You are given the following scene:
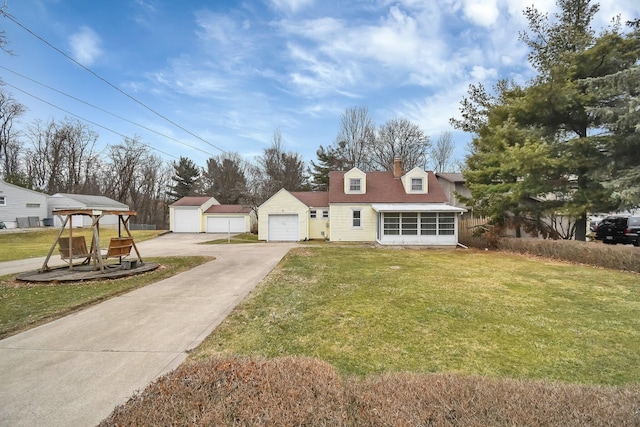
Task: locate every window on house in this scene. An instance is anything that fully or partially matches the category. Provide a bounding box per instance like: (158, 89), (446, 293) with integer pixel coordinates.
(383, 213), (400, 235)
(310, 209), (317, 219)
(0, 196), (5, 206)
(420, 213), (437, 235)
(26, 203), (41, 208)
(401, 213), (418, 235)
(438, 213), (455, 235)
(322, 210), (329, 219)
(349, 178), (361, 192)
(411, 178), (423, 191)
(352, 209), (362, 228)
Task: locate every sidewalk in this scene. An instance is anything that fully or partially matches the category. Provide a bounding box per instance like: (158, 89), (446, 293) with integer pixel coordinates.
(0, 235), (295, 426)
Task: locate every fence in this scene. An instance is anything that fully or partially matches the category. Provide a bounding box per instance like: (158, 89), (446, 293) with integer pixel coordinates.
(16, 216), (41, 228)
(129, 223), (157, 231)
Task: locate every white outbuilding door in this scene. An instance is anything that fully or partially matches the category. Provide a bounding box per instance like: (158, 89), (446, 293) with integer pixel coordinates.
(173, 209), (200, 233)
(206, 216), (246, 233)
(267, 214), (299, 241)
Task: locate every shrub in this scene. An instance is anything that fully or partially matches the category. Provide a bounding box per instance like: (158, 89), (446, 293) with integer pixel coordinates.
(496, 238), (640, 273)
(100, 356), (640, 426)
(99, 356), (346, 426)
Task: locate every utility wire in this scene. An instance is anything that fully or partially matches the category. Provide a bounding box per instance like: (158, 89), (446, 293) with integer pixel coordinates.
(1, 9), (229, 155)
(3, 81), (182, 160)
(1, 65), (218, 158)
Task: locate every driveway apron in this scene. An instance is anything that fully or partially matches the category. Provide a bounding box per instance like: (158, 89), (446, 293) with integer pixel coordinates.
(0, 235), (295, 427)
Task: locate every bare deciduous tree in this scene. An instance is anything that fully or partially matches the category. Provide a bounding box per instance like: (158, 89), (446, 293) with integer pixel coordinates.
(371, 118), (430, 171)
(246, 129), (308, 214)
(0, 89), (26, 179)
(24, 118), (99, 194)
(429, 131), (456, 173)
(335, 106), (376, 171)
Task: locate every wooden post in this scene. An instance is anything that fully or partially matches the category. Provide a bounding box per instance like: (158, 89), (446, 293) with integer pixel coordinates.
(39, 215), (69, 273)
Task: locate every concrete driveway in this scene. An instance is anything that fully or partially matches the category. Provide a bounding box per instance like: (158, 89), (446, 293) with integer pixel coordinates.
(0, 234), (296, 427)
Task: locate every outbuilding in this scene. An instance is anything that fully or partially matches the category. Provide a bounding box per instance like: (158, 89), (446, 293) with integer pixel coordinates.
(49, 193), (129, 228)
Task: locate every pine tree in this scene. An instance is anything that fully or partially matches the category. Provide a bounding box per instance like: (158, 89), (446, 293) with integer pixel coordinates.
(167, 156), (201, 201)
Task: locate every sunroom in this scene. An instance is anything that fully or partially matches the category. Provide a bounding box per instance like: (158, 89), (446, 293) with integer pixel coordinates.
(372, 204), (467, 246)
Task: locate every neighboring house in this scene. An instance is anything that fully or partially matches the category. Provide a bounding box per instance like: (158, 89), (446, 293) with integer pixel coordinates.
(258, 160), (466, 246)
(435, 173), (471, 212)
(169, 196), (254, 233)
(0, 180), (49, 229)
(49, 193), (130, 228)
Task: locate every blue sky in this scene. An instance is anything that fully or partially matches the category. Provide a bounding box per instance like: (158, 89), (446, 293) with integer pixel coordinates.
(2, 0), (638, 168)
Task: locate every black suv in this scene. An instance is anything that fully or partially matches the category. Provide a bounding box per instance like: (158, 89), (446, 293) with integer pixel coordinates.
(595, 215), (640, 246)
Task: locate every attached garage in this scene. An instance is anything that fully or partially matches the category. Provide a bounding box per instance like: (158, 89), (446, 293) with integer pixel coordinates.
(207, 216), (246, 233)
(267, 214), (299, 241)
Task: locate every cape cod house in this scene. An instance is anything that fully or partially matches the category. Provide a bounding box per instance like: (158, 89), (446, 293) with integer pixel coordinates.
(258, 160), (466, 246)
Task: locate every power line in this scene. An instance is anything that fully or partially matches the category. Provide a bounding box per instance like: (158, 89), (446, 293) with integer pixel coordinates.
(0, 65), (218, 158)
(3, 81), (182, 160)
(1, 9), (229, 155)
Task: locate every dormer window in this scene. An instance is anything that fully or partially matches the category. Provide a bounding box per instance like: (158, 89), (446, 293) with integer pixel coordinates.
(349, 178), (361, 192)
(411, 178), (423, 192)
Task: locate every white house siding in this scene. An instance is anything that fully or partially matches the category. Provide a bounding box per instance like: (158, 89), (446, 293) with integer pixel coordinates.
(258, 189), (309, 241)
(309, 211), (330, 240)
(329, 204), (377, 242)
(0, 181), (49, 228)
(376, 212), (460, 246)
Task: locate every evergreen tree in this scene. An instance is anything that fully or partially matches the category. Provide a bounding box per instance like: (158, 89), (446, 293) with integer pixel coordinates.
(309, 143), (348, 191)
(202, 153), (247, 204)
(167, 156), (201, 201)
(453, 0), (640, 240)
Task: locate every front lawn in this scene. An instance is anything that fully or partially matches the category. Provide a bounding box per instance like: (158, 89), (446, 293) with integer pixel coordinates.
(0, 256), (212, 338)
(192, 247), (640, 385)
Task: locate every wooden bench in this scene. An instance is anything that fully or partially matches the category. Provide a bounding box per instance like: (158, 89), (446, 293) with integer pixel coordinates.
(58, 236), (90, 260)
(104, 237), (133, 259)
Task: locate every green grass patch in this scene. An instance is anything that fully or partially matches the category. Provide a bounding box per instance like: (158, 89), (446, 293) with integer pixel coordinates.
(202, 233), (260, 244)
(191, 247), (640, 385)
(0, 229), (164, 262)
(0, 256), (212, 339)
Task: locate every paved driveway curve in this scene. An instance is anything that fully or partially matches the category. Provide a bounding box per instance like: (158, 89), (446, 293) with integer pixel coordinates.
(0, 234), (295, 427)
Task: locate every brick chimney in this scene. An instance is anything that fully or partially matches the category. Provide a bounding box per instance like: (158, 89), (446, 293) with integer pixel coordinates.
(393, 157), (403, 178)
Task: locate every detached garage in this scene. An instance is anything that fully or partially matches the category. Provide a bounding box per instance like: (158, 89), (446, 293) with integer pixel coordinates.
(169, 197), (219, 233)
(204, 205), (253, 233)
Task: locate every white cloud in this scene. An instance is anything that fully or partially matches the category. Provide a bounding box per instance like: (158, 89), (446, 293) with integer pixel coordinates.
(68, 26), (102, 65)
(470, 65), (497, 81)
(461, 0), (500, 27)
(269, 0), (314, 14)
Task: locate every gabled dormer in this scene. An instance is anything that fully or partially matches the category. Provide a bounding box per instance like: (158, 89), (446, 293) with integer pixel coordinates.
(401, 167), (429, 194)
(344, 167), (366, 194)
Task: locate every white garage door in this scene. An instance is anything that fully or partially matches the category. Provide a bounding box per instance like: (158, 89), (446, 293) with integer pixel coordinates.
(173, 209), (200, 233)
(268, 214), (299, 241)
(207, 216), (246, 233)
